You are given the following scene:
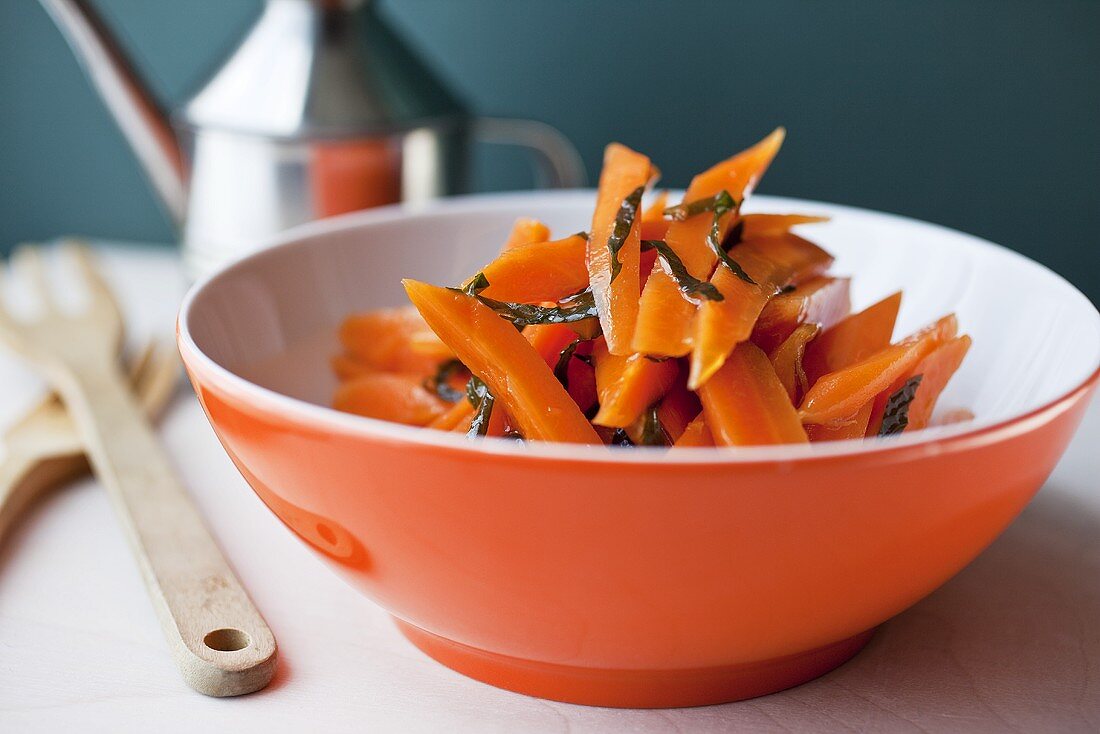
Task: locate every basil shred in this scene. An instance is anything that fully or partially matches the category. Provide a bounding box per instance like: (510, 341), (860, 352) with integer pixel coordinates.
(465, 376), (495, 438)
(609, 428), (635, 447)
(641, 239), (723, 302)
(452, 273), (599, 327)
(637, 405), (671, 446)
(553, 337), (582, 389)
(461, 271), (490, 296)
(423, 359), (466, 403)
(665, 190), (757, 286)
(878, 375), (923, 437)
(476, 289), (599, 326)
(607, 186), (646, 284)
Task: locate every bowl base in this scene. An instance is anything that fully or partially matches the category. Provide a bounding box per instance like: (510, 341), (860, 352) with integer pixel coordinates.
(395, 619), (874, 708)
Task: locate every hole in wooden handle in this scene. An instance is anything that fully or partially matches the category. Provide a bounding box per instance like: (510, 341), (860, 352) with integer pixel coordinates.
(203, 628), (251, 652)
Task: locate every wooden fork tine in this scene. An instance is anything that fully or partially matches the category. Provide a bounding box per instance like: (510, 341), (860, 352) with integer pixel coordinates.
(59, 240), (122, 319)
(128, 341), (156, 383)
(11, 246), (57, 313)
(132, 341), (180, 418)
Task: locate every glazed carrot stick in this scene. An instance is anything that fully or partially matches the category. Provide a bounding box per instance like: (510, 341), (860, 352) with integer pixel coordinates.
(591, 339), (679, 428)
(624, 371), (699, 445)
(525, 323), (581, 363)
(806, 401), (873, 442)
(471, 233), (589, 303)
(331, 353), (372, 381)
(698, 341), (809, 446)
(802, 292), (902, 388)
(906, 335), (972, 431)
(752, 276), (851, 354)
(740, 213), (829, 240)
(427, 323), (584, 434)
(333, 373), (446, 426)
(799, 314), (958, 426)
(404, 280), (601, 443)
(690, 233), (833, 388)
(866, 334), (972, 435)
(408, 330), (454, 360)
(449, 400), (510, 436)
(501, 218), (551, 251)
(769, 323), (820, 405)
(673, 414), (714, 447)
(633, 128), (786, 357)
(639, 191), (670, 241)
(429, 399), (474, 430)
(936, 408), (976, 426)
(339, 306), (447, 376)
(587, 143), (654, 354)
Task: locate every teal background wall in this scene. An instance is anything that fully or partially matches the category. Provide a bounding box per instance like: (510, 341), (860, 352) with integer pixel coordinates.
(1, 0), (1097, 300)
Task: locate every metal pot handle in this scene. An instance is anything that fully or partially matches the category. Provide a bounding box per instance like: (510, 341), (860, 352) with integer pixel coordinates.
(471, 118), (587, 189)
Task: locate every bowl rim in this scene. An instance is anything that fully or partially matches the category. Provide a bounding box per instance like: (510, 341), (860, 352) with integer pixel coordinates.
(177, 190), (1100, 466)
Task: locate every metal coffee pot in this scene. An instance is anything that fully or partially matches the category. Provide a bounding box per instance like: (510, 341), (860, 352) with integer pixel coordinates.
(43, 0), (586, 277)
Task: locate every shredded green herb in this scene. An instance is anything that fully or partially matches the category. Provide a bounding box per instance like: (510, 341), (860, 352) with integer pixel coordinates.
(423, 359), (466, 403)
(878, 375), (923, 437)
(664, 192), (730, 221)
(553, 337), (582, 389)
(723, 219), (745, 249)
(637, 405), (671, 446)
(610, 428), (635, 447)
(642, 239), (723, 302)
(607, 186), (646, 284)
(664, 190), (756, 286)
(706, 191), (757, 286)
(462, 272), (490, 296)
(465, 376), (495, 438)
(473, 289), (599, 326)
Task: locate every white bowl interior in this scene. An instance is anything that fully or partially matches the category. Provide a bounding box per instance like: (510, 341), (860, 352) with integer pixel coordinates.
(183, 191), (1100, 450)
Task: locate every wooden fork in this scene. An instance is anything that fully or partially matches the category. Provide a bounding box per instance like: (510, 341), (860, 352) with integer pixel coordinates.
(0, 341), (179, 549)
(0, 243), (276, 697)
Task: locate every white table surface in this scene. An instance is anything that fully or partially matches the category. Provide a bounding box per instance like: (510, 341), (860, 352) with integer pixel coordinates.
(0, 243), (1097, 733)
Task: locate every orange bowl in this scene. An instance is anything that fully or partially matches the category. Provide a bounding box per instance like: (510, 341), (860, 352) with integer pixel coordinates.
(178, 192), (1099, 707)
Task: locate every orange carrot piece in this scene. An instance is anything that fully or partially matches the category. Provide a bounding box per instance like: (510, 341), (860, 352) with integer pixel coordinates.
(333, 373), (445, 426)
(588, 143), (654, 354)
(800, 314), (958, 426)
(769, 323), (820, 405)
(591, 339), (679, 428)
(806, 401), (873, 442)
(906, 335), (972, 431)
(624, 372), (699, 444)
(740, 213), (829, 240)
(690, 233), (833, 388)
(404, 280), (600, 443)
(450, 401), (510, 437)
(502, 218), (551, 251)
(430, 400), (474, 431)
(339, 306), (446, 376)
(802, 292), (902, 388)
(331, 353), (372, 381)
(472, 233), (589, 303)
(639, 191), (670, 241)
(633, 128), (786, 357)
(752, 276), (851, 354)
(524, 323), (580, 364)
(698, 341), (809, 446)
(936, 408), (975, 426)
(674, 414), (714, 447)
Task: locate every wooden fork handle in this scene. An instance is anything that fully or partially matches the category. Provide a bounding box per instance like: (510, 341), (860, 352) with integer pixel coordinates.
(55, 361), (277, 697)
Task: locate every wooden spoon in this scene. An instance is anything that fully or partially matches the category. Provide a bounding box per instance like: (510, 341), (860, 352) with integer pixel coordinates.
(0, 341), (179, 548)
